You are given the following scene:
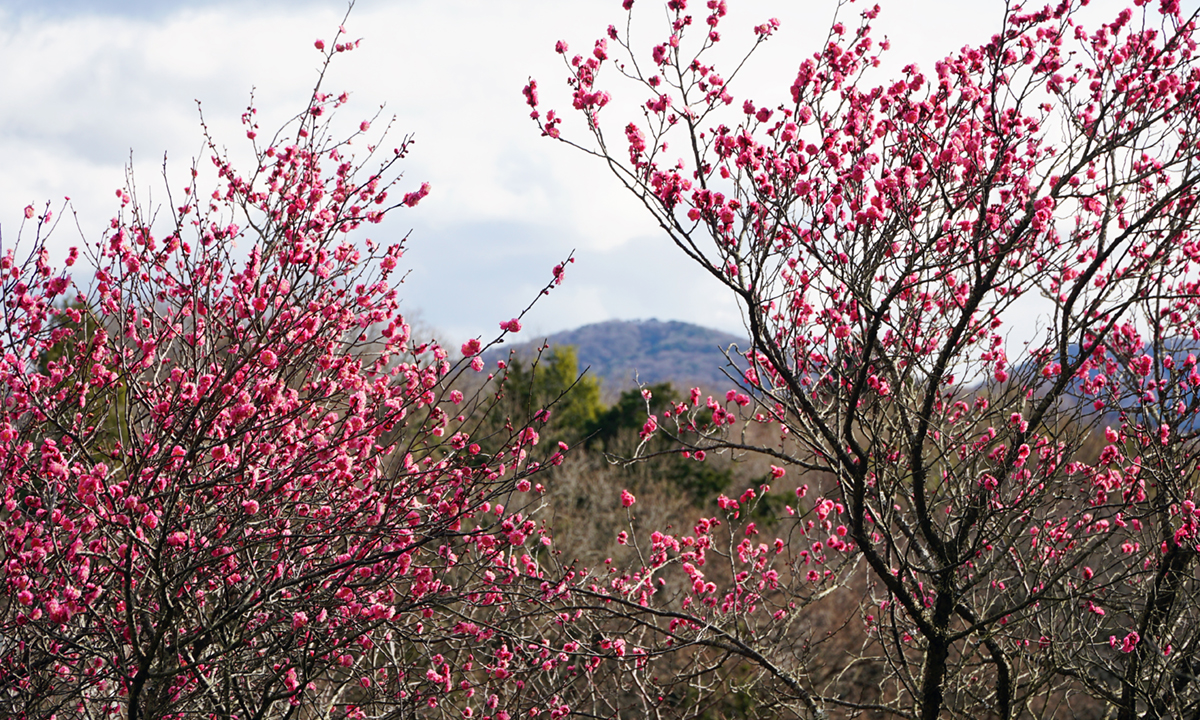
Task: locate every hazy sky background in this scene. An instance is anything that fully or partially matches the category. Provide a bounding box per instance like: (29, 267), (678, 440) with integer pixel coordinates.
(0, 0), (1182, 345)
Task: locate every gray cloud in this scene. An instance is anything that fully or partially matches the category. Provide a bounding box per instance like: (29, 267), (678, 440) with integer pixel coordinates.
(396, 218), (744, 344)
(0, 0), (338, 20)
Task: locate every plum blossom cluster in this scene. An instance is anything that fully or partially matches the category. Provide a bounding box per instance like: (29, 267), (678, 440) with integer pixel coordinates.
(531, 0), (1200, 717)
(0, 26), (582, 720)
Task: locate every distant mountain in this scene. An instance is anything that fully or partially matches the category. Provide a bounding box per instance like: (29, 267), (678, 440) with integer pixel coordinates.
(485, 319), (748, 398)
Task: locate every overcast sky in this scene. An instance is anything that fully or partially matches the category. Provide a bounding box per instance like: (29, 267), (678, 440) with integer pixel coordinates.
(0, 0), (1176, 345)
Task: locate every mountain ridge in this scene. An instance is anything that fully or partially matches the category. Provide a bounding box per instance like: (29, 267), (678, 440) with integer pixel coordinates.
(484, 319), (748, 399)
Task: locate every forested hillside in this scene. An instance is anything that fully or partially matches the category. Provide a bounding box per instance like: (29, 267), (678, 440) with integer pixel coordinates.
(484, 318), (747, 399)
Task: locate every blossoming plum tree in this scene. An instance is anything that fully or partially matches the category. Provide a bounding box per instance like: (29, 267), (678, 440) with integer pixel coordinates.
(0, 23), (577, 720)
(530, 0), (1200, 717)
